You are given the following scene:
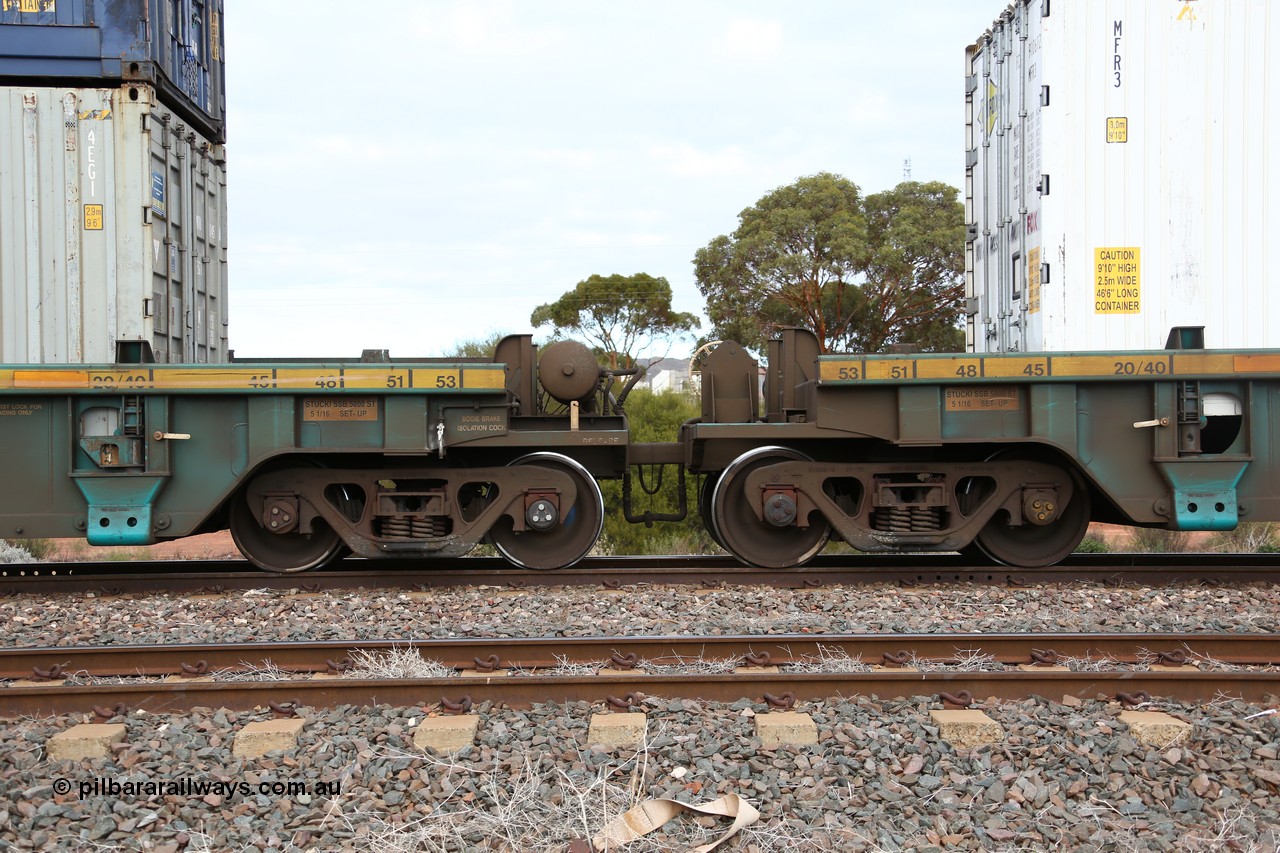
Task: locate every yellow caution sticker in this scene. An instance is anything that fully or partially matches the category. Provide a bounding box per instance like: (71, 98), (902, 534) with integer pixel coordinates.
(1027, 247), (1041, 314)
(2, 0), (55, 12)
(1094, 247), (1141, 313)
(1106, 117), (1128, 143)
(83, 205), (104, 230)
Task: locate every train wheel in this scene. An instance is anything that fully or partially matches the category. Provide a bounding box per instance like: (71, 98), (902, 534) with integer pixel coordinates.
(711, 447), (829, 569)
(972, 467), (1091, 568)
(489, 453), (604, 570)
(229, 485), (345, 573)
(699, 472), (726, 550)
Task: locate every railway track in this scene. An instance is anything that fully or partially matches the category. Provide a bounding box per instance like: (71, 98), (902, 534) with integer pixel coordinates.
(5, 632), (1278, 716)
(4, 552), (1280, 595)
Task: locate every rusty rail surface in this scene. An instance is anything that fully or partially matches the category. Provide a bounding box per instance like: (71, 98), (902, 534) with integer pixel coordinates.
(5, 633), (1280, 677)
(4, 633), (1278, 716)
(4, 553), (1280, 596)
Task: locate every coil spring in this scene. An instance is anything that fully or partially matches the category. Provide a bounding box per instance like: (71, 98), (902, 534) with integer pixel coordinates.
(875, 506), (912, 532)
(874, 506), (943, 533)
(381, 517), (448, 539)
(911, 507), (942, 530)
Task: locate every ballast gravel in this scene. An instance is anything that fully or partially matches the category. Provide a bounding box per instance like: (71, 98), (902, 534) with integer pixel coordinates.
(1, 695), (1278, 851)
(1, 581), (1277, 647)
(2, 580), (1279, 850)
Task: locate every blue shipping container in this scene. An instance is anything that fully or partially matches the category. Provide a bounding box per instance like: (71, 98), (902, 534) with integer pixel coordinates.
(0, 0), (224, 142)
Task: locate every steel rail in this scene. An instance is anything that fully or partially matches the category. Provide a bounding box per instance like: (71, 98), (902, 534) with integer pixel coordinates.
(4, 670), (1279, 718)
(4, 553), (1280, 595)
(4, 633), (1278, 680)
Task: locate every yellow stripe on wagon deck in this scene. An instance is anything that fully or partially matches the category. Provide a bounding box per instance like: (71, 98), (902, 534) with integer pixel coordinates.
(11, 369), (93, 388)
(818, 360), (865, 381)
(819, 351), (1280, 383)
(463, 368), (507, 389)
(0, 365), (507, 392)
(1234, 354), (1280, 373)
(1170, 354), (1236, 374)
(913, 357), (984, 379)
(982, 357), (1049, 378)
(1049, 355), (1172, 377)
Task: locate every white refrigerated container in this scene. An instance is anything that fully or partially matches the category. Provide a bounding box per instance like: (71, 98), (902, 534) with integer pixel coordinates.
(964, 0), (1278, 352)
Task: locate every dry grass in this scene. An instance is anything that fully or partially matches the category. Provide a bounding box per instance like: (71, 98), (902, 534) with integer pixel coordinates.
(542, 653), (607, 677)
(1056, 652), (1123, 673)
(909, 648), (1003, 672)
(343, 645), (455, 680)
(1207, 521), (1280, 553)
(787, 643), (873, 674)
(210, 660), (299, 682)
(638, 652), (738, 676)
(1081, 801), (1277, 853)
(326, 740), (838, 853)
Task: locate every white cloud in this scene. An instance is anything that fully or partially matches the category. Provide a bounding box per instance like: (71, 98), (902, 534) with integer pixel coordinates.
(713, 17), (785, 60)
(409, 1), (567, 57)
(844, 90), (891, 125)
(649, 143), (752, 178)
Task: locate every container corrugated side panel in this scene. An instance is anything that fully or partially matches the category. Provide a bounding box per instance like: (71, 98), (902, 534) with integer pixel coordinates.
(0, 0), (225, 144)
(0, 84), (228, 364)
(967, 0), (1278, 352)
(966, 3), (1036, 353)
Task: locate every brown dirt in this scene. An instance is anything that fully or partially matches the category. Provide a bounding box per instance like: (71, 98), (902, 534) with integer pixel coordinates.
(41, 531), (241, 562)
(1086, 522), (1215, 549)
(29, 523), (1215, 563)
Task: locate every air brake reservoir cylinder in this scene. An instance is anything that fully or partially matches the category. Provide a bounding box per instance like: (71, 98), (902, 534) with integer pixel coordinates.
(538, 341), (602, 410)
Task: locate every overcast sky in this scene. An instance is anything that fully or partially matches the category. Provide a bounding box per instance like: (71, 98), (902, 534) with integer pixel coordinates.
(224, 1), (1003, 358)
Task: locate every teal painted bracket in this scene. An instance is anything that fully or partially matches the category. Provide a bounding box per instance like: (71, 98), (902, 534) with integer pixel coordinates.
(72, 477), (165, 546)
(1171, 487), (1239, 531)
(1158, 460), (1248, 531)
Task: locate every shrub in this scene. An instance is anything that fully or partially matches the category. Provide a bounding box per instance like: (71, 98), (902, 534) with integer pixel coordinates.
(1073, 535), (1110, 553)
(1126, 527), (1195, 553)
(1206, 522), (1279, 554)
(0, 538), (56, 562)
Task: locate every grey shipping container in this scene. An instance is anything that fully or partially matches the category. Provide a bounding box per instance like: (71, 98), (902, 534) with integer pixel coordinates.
(0, 0), (224, 143)
(0, 84), (229, 363)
